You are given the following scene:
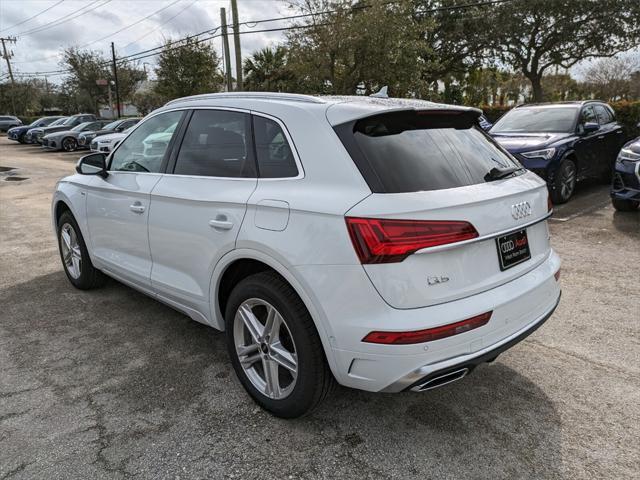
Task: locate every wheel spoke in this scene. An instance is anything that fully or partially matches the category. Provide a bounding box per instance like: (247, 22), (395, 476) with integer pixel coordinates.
(269, 342), (297, 374)
(61, 229), (71, 249)
(71, 255), (81, 276)
(238, 305), (264, 343)
(262, 357), (281, 398)
(238, 344), (261, 369)
(263, 307), (282, 342)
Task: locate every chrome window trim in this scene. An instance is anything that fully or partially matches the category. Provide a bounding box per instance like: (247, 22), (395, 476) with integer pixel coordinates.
(414, 211), (553, 255)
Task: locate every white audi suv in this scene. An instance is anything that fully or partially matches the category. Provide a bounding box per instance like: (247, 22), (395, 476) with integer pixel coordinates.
(52, 93), (561, 418)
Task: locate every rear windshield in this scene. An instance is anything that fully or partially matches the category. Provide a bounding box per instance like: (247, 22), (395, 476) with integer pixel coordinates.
(334, 110), (521, 193)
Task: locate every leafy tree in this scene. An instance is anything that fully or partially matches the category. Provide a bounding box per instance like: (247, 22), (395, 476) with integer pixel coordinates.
(285, 0), (424, 96)
(132, 88), (164, 115)
(488, 0), (640, 102)
(61, 48), (145, 113)
(154, 38), (222, 100)
(243, 46), (293, 91)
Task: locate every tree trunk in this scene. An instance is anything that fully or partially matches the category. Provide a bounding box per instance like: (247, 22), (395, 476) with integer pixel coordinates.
(528, 73), (544, 102)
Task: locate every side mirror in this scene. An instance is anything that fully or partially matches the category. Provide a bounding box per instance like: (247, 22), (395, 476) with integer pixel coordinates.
(76, 153), (108, 178)
(582, 122), (600, 134)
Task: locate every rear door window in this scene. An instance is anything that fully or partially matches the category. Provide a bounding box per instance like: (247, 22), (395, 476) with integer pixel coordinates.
(173, 109), (255, 178)
(593, 104), (613, 125)
(335, 111), (521, 193)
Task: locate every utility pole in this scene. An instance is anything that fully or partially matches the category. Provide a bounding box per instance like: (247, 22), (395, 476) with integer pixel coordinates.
(230, 0), (242, 91)
(110, 42), (121, 119)
(220, 8), (233, 92)
(0, 36), (17, 116)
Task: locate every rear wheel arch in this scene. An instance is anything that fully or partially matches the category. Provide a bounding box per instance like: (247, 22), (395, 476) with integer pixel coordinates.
(212, 250), (339, 376)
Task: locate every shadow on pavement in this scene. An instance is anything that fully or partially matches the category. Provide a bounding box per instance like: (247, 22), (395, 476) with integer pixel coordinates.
(1, 271), (562, 478)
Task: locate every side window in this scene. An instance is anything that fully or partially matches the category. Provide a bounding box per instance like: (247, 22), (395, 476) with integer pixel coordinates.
(594, 105), (612, 125)
(110, 110), (183, 173)
(253, 115), (298, 178)
(581, 106), (597, 124)
(173, 109), (255, 178)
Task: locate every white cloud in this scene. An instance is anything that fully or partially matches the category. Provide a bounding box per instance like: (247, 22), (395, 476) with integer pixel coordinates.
(0, 0), (291, 82)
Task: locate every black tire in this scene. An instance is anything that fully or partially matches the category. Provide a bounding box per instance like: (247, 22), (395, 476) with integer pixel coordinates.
(611, 197), (639, 212)
(62, 137), (78, 152)
(225, 271), (334, 418)
(549, 158), (577, 204)
(57, 210), (106, 289)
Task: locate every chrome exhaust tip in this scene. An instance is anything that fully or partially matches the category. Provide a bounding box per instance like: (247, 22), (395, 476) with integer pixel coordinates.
(410, 367), (469, 392)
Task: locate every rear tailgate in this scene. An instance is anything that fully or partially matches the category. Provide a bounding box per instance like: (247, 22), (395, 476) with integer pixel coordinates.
(347, 173), (551, 308)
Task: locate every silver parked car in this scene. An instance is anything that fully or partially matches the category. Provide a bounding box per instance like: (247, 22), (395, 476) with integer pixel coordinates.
(0, 115), (22, 132)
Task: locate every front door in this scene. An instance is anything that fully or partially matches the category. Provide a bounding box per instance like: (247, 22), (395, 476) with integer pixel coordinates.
(148, 109), (257, 319)
(573, 105), (602, 180)
(86, 110), (185, 289)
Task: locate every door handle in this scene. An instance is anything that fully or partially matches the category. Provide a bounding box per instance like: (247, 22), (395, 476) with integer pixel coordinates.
(597, 135), (605, 139)
(209, 218), (234, 230)
(129, 203), (146, 214)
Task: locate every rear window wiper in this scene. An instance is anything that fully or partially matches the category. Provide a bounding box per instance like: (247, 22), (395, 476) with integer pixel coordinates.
(484, 166), (521, 181)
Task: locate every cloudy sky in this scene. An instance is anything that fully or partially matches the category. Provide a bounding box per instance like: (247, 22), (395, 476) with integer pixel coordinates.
(0, 0), (292, 82)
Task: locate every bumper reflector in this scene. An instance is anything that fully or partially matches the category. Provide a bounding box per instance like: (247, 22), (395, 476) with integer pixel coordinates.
(362, 312), (492, 345)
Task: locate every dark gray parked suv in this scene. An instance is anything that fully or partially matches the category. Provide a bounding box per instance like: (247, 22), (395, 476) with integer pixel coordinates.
(0, 115), (22, 132)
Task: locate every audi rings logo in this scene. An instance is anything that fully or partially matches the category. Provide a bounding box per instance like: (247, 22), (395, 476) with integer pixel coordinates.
(511, 201), (532, 220)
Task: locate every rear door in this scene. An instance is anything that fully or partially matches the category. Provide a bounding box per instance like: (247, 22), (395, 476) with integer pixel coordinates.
(148, 108), (257, 315)
(573, 105), (602, 179)
(593, 104), (625, 175)
(336, 110), (552, 309)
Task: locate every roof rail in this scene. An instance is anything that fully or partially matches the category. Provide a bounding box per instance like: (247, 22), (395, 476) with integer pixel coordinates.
(165, 92), (326, 106)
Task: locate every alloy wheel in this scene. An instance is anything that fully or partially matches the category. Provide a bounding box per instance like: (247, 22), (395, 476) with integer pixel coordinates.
(60, 223), (82, 279)
(233, 298), (298, 400)
(63, 138), (77, 152)
(560, 161), (576, 200)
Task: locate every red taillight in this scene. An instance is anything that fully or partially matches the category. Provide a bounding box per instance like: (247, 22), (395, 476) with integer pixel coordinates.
(345, 217), (478, 264)
(362, 312), (492, 345)
(554, 269), (561, 281)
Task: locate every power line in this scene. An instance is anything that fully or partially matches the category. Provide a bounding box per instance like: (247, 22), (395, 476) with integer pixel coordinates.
(122, 0), (198, 50)
(78, 0), (183, 49)
(12, 0), (515, 77)
(0, 0), (65, 34)
(15, 0), (112, 37)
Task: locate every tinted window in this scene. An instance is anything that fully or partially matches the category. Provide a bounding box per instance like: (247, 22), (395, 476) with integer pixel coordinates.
(492, 107), (578, 133)
(253, 115), (298, 178)
(110, 111), (183, 173)
(580, 105), (597, 124)
(336, 111), (521, 193)
(0, 116), (11, 121)
(174, 109), (255, 178)
(593, 105), (613, 124)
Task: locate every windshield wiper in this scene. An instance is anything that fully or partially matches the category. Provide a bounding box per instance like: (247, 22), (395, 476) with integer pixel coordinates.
(484, 166), (521, 181)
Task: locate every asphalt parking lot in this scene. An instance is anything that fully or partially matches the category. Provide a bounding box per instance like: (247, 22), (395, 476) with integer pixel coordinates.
(0, 136), (638, 479)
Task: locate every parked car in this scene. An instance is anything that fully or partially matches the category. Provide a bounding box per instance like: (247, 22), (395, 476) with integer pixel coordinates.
(53, 93), (561, 418)
(25, 117), (69, 144)
(89, 127), (133, 153)
(611, 135), (640, 211)
(42, 120), (111, 152)
(0, 115), (22, 131)
(7, 116), (64, 143)
(78, 117), (141, 148)
(30, 114), (97, 145)
(490, 101), (626, 203)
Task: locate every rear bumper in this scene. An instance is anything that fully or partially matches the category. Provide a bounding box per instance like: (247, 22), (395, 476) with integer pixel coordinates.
(385, 292), (560, 392)
(295, 249), (561, 392)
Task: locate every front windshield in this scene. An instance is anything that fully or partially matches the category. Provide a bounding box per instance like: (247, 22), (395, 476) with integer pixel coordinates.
(491, 107), (578, 133)
(61, 117), (77, 126)
(49, 118), (68, 126)
(103, 120), (120, 130)
(71, 122), (92, 132)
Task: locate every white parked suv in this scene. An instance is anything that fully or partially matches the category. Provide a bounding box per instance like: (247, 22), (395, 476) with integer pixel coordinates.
(52, 93), (561, 418)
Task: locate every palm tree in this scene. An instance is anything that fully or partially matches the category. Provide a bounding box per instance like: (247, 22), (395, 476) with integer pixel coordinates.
(243, 46), (293, 92)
